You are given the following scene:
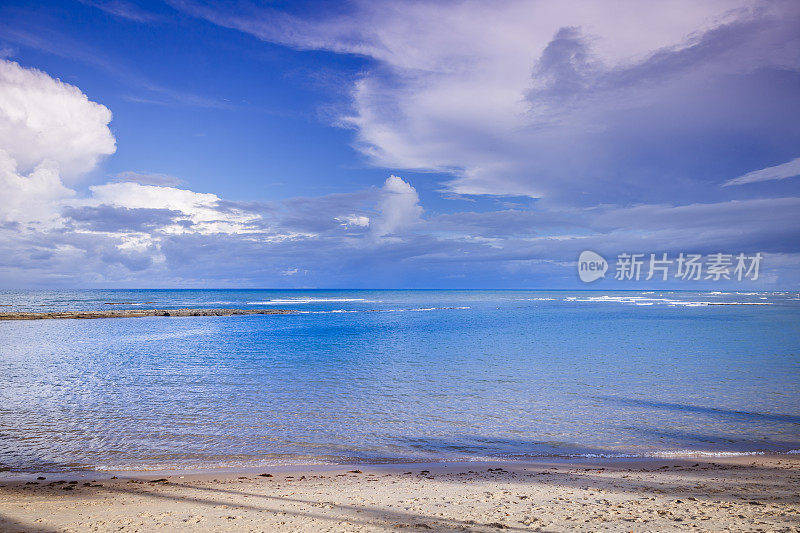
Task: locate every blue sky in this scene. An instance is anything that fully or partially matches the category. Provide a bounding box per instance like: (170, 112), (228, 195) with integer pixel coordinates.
(0, 0), (799, 288)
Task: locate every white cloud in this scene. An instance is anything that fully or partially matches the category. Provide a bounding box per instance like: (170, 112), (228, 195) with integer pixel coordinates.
(85, 182), (261, 234)
(336, 214), (370, 228)
(0, 59), (115, 179)
(183, 0), (800, 201)
(0, 59), (115, 230)
(0, 58), (268, 272)
(723, 157), (800, 187)
(191, 0), (745, 71)
(80, 0), (161, 23)
(111, 170), (183, 187)
(2, 52), (798, 287)
(89, 181), (220, 212)
(371, 175), (422, 237)
(0, 150), (74, 227)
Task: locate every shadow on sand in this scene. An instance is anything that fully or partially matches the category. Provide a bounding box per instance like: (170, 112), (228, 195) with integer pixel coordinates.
(1, 455), (797, 532)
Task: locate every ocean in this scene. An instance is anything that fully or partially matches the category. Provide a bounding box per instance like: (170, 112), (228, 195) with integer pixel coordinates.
(1, 289), (798, 473)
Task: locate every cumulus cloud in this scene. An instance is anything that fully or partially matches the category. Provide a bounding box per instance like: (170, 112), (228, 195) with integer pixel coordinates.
(0, 151), (74, 228)
(0, 59), (115, 179)
(0, 60), (430, 286)
(0, 60), (288, 284)
(371, 175), (423, 237)
(0, 59), (114, 233)
(723, 157), (800, 186)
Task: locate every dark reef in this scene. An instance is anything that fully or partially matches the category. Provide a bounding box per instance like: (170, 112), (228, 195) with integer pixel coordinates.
(0, 308), (296, 321)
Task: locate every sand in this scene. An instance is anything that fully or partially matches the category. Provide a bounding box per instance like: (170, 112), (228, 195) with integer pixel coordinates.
(0, 456), (798, 532)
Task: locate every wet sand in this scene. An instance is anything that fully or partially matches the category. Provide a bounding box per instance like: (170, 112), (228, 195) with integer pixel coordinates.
(1, 456), (798, 532)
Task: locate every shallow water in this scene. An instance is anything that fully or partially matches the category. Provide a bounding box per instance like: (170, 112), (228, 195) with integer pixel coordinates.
(1, 289), (799, 472)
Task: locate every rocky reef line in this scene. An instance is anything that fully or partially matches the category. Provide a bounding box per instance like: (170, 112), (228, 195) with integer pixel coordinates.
(0, 308), (296, 321)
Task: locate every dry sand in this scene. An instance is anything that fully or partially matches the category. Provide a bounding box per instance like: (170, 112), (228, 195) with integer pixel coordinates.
(0, 456), (798, 532)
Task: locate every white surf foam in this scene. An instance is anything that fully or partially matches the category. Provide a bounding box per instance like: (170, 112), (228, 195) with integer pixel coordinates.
(562, 295), (775, 307)
(248, 298), (370, 305)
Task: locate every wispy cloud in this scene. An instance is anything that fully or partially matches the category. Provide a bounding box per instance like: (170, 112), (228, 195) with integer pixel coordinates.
(723, 157), (800, 187)
(111, 171), (183, 187)
(175, 0), (800, 205)
(78, 0), (162, 23)
(0, 24), (234, 109)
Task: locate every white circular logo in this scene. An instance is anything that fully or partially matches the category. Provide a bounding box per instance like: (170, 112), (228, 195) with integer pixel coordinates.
(578, 250), (608, 282)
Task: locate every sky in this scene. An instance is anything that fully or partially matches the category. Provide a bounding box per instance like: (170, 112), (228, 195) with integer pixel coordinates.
(0, 0), (799, 289)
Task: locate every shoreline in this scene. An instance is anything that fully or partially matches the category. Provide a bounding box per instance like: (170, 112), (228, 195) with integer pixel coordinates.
(0, 308), (297, 321)
(2, 451), (799, 481)
(1, 456), (798, 531)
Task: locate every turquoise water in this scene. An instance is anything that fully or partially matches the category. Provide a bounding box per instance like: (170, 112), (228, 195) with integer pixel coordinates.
(1, 290), (799, 472)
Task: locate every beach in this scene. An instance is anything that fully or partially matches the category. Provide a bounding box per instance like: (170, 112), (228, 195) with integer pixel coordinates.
(2, 290), (799, 531)
(4, 1), (800, 529)
(1, 456), (798, 532)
